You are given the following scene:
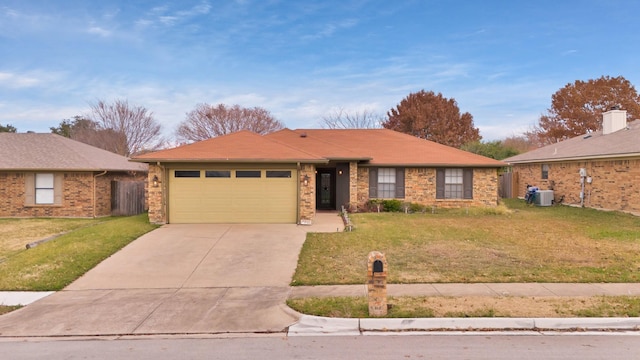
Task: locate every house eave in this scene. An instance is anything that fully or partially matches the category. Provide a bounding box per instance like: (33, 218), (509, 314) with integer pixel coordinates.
(0, 167), (146, 172)
(131, 158), (330, 165)
(506, 152), (640, 165)
(359, 163), (505, 168)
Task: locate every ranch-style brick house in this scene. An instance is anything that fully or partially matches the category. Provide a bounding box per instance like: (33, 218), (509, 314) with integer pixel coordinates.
(0, 133), (148, 218)
(504, 108), (640, 214)
(133, 128), (505, 224)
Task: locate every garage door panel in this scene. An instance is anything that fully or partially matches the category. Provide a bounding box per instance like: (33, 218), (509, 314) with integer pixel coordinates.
(169, 169), (297, 223)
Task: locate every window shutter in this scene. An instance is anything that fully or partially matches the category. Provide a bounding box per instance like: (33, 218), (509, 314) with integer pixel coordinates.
(24, 173), (35, 205)
(54, 173), (64, 205)
(436, 169), (445, 199)
(368, 168), (378, 198)
(395, 168), (405, 199)
(463, 168), (473, 199)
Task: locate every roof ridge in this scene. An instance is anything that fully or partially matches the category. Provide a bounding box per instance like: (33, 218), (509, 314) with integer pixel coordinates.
(271, 129), (367, 157)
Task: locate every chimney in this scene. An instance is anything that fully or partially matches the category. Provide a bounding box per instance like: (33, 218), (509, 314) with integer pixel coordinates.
(602, 107), (627, 135)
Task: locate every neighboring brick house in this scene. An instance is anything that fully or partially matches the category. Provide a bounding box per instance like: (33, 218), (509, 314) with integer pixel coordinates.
(0, 133), (148, 218)
(504, 108), (640, 214)
(133, 128), (504, 224)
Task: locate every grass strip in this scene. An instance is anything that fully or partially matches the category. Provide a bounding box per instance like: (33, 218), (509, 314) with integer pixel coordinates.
(287, 295), (640, 318)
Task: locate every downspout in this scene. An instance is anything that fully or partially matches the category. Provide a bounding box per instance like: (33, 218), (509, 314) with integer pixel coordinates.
(296, 162), (301, 225)
(93, 171), (108, 218)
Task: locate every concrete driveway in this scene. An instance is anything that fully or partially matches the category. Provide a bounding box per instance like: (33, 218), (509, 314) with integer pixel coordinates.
(0, 214), (343, 337)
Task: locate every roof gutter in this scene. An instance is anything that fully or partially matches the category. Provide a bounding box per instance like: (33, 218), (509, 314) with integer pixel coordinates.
(506, 152), (640, 165)
(358, 163), (505, 168)
(130, 158), (330, 164)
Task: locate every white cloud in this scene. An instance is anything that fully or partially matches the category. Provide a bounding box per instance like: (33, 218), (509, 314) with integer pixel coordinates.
(302, 18), (359, 40)
(0, 71), (41, 88)
(87, 26), (111, 37)
(137, 1), (211, 29)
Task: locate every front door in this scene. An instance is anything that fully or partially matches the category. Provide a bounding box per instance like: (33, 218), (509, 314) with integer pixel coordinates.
(316, 169), (336, 210)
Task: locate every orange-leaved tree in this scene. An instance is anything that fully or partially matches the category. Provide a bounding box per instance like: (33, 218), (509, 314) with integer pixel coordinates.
(529, 75), (640, 145)
(382, 90), (481, 148)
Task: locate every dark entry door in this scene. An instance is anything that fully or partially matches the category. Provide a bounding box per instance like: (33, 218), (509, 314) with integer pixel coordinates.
(316, 169), (336, 210)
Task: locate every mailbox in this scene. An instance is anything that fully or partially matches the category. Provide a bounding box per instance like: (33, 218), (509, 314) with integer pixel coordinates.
(367, 251), (388, 317)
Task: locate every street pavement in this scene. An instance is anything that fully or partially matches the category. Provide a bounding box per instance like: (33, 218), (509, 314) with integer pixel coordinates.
(1, 212), (639, 337)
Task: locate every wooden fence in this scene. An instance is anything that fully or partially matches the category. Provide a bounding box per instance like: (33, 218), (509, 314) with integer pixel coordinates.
(499, 172), (517, 199)
(111, 180), (146, 216)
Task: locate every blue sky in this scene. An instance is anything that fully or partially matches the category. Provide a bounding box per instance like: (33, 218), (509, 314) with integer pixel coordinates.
(1, 0), (639, 140)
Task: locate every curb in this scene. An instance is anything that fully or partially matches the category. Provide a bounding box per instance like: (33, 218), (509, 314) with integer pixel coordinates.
(287, 315), (640, 336)
(0, 292), (55, 306)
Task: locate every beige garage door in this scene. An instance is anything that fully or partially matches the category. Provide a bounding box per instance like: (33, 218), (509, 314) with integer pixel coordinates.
(168, 169), (297, 224)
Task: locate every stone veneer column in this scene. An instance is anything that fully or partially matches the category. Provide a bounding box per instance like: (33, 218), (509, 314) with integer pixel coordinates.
(298, 164), (316, 224)
(147, 164), (166, 224)
(349, 161), (358, 211)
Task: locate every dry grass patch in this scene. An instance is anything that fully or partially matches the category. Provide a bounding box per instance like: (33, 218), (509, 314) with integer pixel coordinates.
(292, 199), (640, 285)
(287, 295), (640, 318)
(0, 305), (21, 316)
(0, 218), (103, 261)
(0, 214), (158, 291)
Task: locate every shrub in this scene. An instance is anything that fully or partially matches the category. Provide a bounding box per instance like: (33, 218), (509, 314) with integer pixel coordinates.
(381, 199), (403, 212)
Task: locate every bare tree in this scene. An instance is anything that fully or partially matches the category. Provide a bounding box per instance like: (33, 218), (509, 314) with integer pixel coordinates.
(88, 99), (163, 156)
(51, 116), (125, 154)
(176, 103), (284, 142)
(320, 108), (383, 129)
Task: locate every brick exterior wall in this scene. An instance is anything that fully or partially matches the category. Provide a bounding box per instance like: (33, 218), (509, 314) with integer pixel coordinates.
(349, 161), (358, 210)
(0, 171), (145, 218)
(355, 166), (499, 210)
(146, 163), (500, 224)
(147, 164), (165, 224)
(298, 164), (316, 223)
(512, 158), (640, 214)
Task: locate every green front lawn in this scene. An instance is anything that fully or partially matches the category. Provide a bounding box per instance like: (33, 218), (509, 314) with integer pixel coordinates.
(292, 199), (640, 285)
(287, 295), (640, 318)
(0, 214), (158, 291)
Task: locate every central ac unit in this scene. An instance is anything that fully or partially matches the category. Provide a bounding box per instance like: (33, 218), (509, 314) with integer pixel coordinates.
(535, 190), (554, 206)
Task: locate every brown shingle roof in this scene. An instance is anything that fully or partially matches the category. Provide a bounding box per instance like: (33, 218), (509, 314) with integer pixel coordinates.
(505, 120), (640, 164)
(268, 129), (505, 167)
(133, 130), (327, 163)
(0, 133), (148, 172)
(135, 128), (504, 167)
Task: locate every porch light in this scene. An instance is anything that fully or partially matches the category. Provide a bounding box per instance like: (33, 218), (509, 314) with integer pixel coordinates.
(303, 174), (310, 186)
(152, 175), (159, 188)
(338, 169), (343, 175)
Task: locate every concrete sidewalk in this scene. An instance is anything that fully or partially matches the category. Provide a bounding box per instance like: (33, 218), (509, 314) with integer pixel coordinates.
(290, 283), (640, 299)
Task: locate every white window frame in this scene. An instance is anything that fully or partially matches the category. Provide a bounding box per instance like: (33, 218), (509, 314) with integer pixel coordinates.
(444, 168), (463, 199)
(377, 168), (396, 198)
(35, 173), (55, 204)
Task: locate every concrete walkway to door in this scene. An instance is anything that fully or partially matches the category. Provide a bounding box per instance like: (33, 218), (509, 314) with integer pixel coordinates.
(0, 213), (345, 337)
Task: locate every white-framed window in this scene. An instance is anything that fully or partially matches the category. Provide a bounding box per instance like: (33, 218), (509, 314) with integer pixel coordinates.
(35, 173), (55, 204)
(377, 168), (396, 198)
(436, 168), (473, 200)
(541, 164), (549, 179)
(444, 168), (464, 199)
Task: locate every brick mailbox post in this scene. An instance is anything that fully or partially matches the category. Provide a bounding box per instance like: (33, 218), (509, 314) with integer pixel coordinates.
(367, 251), (388, 317)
